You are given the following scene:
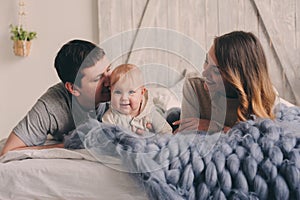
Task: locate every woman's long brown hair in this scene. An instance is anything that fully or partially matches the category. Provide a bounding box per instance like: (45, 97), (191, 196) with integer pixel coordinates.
(214, 31), (276, 121)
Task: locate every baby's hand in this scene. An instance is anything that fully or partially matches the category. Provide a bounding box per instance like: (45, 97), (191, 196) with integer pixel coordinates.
(135, 123), (153, 135)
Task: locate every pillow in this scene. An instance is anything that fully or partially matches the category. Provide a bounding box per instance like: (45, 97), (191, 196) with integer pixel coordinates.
(168, 77), (185, 104)
(273, 86), (295, 107)
(141, 66), (187, 113)
(147, 84), (181, 113)
(141, 66), (187, 88)
(146, 71), (188, 111)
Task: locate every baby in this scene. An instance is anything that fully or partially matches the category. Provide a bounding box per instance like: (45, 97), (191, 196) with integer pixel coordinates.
(102, 64), (172, 134)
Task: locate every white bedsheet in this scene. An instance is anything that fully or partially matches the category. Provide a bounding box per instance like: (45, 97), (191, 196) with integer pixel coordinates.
(0, 140), (148, 200)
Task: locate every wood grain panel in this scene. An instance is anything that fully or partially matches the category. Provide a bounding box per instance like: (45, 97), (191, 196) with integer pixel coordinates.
(98, 0), (300, 105)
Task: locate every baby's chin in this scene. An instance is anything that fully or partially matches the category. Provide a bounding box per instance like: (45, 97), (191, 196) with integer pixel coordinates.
(116, 109), (131, 115)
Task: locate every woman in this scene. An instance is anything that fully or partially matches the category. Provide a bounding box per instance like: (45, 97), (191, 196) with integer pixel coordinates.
(174, 31), (277, 133)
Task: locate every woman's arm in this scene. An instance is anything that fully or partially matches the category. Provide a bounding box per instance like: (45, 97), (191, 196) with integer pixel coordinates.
(173, 118), (210, 132)
(174, 77), (204, 132)
(173, 118), (231, 133)
(174, 77), (231, 133)
(180, 77), (200, 120)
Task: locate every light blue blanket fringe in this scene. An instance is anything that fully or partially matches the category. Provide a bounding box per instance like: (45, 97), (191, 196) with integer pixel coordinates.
(65, 103), (300, 200)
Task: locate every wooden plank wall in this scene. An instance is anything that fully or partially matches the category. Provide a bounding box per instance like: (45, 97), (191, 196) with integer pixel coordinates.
(98, 0), (300, 105)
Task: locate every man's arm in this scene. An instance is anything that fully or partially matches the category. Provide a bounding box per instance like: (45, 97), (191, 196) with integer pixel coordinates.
(1, 132), (26, 156)
(0, 132), (63, 156)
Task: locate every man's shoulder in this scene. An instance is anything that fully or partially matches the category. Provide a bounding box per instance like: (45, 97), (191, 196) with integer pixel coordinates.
(38, 82), (71, 110)
(39, 82), (69, 100)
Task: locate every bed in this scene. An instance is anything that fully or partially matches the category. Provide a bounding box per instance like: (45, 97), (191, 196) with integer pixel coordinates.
(0, 139), (150, 199)
(64, 103), (300, 200)
(0, 69), (187, 199)
(1, 68), (299, 199)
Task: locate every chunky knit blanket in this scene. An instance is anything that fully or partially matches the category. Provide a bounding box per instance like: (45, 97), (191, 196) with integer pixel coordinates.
(64, 104), (300, 200)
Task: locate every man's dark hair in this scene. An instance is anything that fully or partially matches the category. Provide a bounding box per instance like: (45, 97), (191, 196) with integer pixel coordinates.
(54, 39), (105, 87)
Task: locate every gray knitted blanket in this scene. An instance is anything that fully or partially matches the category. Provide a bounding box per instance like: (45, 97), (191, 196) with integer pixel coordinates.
(64, 104), (300, 200)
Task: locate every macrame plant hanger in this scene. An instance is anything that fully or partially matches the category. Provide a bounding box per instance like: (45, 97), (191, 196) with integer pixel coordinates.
(18, 0), (28, 56)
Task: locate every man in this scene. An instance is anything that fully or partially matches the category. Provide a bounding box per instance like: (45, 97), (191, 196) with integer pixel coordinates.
(1, 39), (111, 155)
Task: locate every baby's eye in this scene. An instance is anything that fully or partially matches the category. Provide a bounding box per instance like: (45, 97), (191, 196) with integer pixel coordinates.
(129, 90), (136, 95)
(113, 90), (121, 95)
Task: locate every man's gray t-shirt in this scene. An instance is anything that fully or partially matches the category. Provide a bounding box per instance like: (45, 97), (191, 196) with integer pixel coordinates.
(13, 83), (107, 146)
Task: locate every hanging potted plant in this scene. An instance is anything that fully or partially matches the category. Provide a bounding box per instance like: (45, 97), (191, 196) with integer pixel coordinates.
(10, 24), (37, 57)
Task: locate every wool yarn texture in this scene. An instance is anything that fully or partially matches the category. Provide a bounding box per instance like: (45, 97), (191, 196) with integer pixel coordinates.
(65, 103), (300, 200)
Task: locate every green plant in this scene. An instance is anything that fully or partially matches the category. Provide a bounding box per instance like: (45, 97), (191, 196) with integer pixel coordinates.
(10, 24), (37, 41)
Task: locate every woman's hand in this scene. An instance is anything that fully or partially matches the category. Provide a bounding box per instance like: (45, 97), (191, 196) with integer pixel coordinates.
(173, 118), (230, 134)
(173, 118), (210, 133)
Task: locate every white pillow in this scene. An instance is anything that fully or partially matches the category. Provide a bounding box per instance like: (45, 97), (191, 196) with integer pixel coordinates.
(142, 66), (187, 88)
(147, 83), (182, 113)
(168, 77), (185, 104)
(143, 67), (187, 112)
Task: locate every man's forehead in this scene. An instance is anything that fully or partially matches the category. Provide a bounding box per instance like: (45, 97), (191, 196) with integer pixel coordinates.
(81, 56), (110, 77)
(95, 56), (110, 72)
(99, 56), (110, 68)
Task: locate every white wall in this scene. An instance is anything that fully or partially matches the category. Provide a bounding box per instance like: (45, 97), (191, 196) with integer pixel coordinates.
(0, 0), (98, 139)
